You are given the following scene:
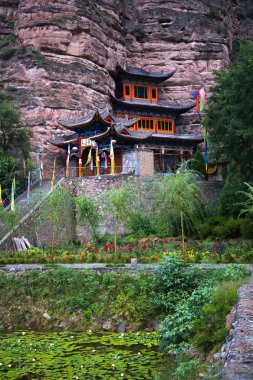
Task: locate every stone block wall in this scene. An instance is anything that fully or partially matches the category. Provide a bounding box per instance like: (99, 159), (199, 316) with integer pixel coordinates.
(64, 174), (137, 243)
(138, 150), (155, 176)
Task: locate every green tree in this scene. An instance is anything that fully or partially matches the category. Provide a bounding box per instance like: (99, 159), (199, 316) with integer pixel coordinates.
(103, 186), (132, 257)
(204, 41), (253, 180)
(190, 149), (206, 177)
(238, 182), (253, 217)
(37, 187), (75, 261)
(0, 96), (31, 199)
(75, 195), (100, 242)
(0, 99), (31, 158)
(155, 166), (205, 244)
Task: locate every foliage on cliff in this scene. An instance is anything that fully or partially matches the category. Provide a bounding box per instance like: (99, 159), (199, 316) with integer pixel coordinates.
(204, 41), (253, 215)
(0, 93), (31, 199)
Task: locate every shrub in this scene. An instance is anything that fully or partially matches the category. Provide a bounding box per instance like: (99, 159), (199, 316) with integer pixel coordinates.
(213, 218), (241, 238)
(151, 256), (200, 313)
(239, 217), (253, 238)
(192, 281), (242, 353)
(218, 173), (246, 216)
(0, 47), (17, 60)
(75, 195), (100, 242)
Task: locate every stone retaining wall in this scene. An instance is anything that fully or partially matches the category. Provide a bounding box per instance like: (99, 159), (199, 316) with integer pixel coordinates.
(221, 266), (253, 380)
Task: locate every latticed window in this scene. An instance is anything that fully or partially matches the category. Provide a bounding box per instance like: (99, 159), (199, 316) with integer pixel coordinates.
(157, 118), (173, 133)
(138, 117), (154, 131)
(134, 86), (148, 99)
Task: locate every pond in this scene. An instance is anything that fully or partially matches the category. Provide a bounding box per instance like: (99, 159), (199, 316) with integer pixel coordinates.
(0, 331), (171, 379)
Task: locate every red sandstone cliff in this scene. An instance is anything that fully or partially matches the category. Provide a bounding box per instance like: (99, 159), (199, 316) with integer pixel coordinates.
(0, 0), (252, 170)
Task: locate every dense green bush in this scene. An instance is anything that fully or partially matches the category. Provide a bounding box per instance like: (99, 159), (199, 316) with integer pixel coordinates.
(151, 257), (200, 313)
(218, 173), (246, 216)
(158, 264), (247, 355)
(197, 216), (253, 239)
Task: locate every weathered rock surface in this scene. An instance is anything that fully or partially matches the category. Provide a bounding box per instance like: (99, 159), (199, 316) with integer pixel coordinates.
(0, 0), (253, 171)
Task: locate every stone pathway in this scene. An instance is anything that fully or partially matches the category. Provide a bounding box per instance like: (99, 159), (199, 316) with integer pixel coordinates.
(0, 263), (244, 272)
(222, 265), (253, 380)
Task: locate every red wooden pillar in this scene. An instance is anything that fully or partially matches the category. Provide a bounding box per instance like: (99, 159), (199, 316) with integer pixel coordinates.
(130, 84), (133, 102)
(154, 118), (158, 134)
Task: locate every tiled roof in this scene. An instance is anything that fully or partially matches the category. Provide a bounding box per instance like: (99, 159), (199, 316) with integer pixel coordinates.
(116, 64), (175, 83)
(111, 96), (195, 115)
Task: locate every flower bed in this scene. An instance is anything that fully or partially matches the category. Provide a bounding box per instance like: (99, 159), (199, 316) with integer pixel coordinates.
(0, 239), (253, 264)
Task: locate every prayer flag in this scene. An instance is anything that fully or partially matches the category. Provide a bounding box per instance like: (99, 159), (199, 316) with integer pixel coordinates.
(196, 90), (200, 114)
(109, 140), (116, 160)
(204, 128), (208, 165)
(51, 159), (56, 191)
(66, 144), (70, 166)
(86, 147), (92, 166)
(39, 156), (43, 188)
(199, 88), (207, 110)
(66, 144), (70, 177)
(10, 178), (15, 212)
(0, 184), (3, 206)
(27, 171), (31, 205)
(90, 155), (94, 171)
(36, 153), (40, 179)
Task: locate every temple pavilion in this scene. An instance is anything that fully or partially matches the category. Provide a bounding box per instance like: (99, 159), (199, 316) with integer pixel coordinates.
(50, 64), (203, 176)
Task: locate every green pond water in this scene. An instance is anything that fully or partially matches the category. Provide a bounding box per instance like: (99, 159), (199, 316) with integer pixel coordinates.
(0, 331), (170, 380)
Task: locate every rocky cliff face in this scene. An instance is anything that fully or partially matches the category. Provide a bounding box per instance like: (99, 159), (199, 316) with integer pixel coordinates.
(0, 0), (252, 171)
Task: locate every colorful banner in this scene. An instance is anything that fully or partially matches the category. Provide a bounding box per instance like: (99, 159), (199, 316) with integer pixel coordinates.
(0, 184), (3, 206)
(90, 155), (94, 171)
(27, 171), (31, 205)
(204, 128), (208, 166)
(192, 87), (207, 114)
(36, 153), (40, 179)
(199, 88), (207, 110)
(66, 144), (70, 177)
(86, 147), (92, 166)
(39, 156), (43, 188)
(51, 159), (56, 191)
(10, 178), (15, 212)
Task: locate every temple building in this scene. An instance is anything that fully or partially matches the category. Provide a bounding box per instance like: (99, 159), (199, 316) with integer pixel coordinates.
(50, 64), (203, 176)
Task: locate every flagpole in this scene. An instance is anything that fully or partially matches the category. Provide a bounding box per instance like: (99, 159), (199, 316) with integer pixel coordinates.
(10, 178), (15, 212)
(51, 159), (56, 191)
(0, 184), (3, 206)
(66, 144), (70, 178)
(27, 171), (31, 205)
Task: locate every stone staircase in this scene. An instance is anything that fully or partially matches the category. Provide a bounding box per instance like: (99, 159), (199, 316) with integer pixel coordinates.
(0, 170), (65, 248)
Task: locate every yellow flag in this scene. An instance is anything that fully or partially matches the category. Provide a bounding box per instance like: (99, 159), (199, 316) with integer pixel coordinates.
(10, 178), (15, 212)
(86, 147), (92, 166)
(0, 184), (3, 206)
